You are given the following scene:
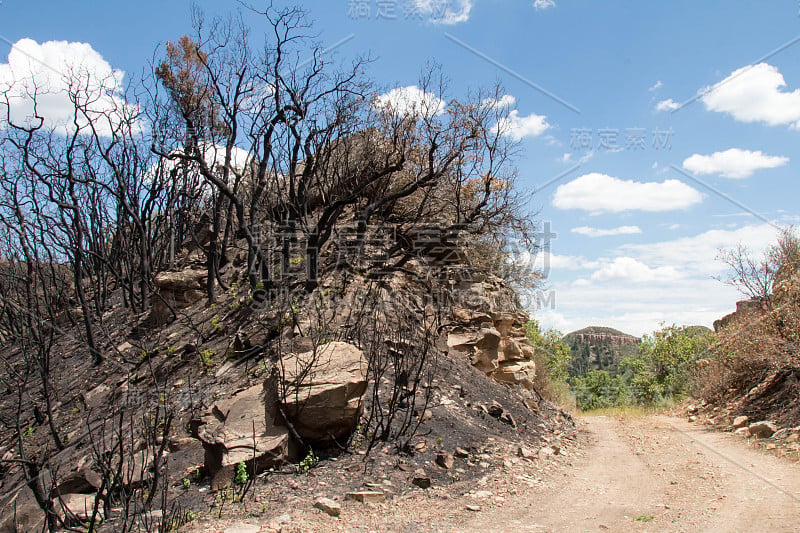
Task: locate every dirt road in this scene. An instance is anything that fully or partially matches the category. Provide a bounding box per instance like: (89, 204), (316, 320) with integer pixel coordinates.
(463, 415), (800, 532)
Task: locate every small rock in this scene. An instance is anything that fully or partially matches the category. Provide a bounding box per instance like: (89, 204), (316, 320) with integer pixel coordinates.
(538, 446), (555, 458)
(688, 415), (698, 423)
(454, 447), (470, 458)
(56, 493), (104, 522)
(687, 404), (698, 415)
(766, 443), (777, 450)
(732, 415), (749, 429)
(314, 497), (341, 517)
(786, 434), (799, 443)
(748, 421), (778, 439)
(734, 427), (751, 437)
(487, 402), (504, 418)
(436, 453), (454, 470)
(345, 491), (385, 503)
(411, 469), (431, 489)
(265, 513), (292, 532)
(466, 505), (481, 512)
(517, 446), (536, 459)
(499, 412), (517, 427)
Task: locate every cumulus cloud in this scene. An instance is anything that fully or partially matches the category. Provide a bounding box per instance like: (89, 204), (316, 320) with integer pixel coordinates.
(552, 172), (703, 213)
(0, 38), (138, 136)
(682, 148), (788, 179)
(655, 98), (680, 112)
(482, 94), (516, 109)
(619, 223), (780, 276)
(484, 94), (549, 140)
(533, 0), (556, 10)
(413, 0), (473, 24)
(701, 63), (800, 128)
(374, 85), (445, 116)
(571, 225), (642, 237)
(590, 257), (680, 282)
(498, 109), (550, 140)
(533, 224), (781, 335)
(548, 254), (597, 271)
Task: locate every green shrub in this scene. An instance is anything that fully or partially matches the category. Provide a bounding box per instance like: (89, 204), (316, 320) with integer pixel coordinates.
(525, 321), (573, 406)
(198, 349), (215, 370)
(234, 461), (248, 485)
(298, 449), (318, 473)
(571, 370), (629, 410)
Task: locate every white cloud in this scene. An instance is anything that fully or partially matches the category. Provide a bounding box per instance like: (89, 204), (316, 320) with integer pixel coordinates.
(649, 80), (663, 92)
(531, 224), (782, 335)
(590, 257), (680, 283)
(655, 98), (680, 112)
(0, 38), (138, 136)
(485, 93), (549, 140)
(619, 223), (780, 276)
(548, 254), (597, 271)
(682, 148), (788, 179)
(572, 225), (642, 237)
(498, 109), (550, 140)
(552, 172), (704, 213)
(374, 85), (445, 116)
(414, 0), (473, 24)
(701, 63), (800, 128)
(483, 94), (516, 109)
(533, 0), (556, 10)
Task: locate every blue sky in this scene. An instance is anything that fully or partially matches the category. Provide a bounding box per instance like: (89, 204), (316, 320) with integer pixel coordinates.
(2, 0), (799, 335)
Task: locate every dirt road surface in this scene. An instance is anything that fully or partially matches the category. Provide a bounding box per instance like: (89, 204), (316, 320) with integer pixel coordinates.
(463, 415), (800, 532)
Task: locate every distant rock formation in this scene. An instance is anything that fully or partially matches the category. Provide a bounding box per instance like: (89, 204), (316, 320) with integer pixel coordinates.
(564, 326), (640, 376)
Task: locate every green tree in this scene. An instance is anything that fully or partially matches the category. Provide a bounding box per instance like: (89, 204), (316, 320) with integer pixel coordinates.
(525, 321), (572, 404)
(620, 325), (714, 405)
(525, 321), (570, 382)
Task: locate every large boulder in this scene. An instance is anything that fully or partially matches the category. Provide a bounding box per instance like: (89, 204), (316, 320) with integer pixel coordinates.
(149, 269), (207, 324)
(279, 342), (368, 443)
(196, 384), (290, 489)
(55, 493), (103, 523)
(492, 360), (536, 389)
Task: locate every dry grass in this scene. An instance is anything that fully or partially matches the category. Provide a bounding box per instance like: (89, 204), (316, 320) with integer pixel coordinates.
(698, 274), (800, 426)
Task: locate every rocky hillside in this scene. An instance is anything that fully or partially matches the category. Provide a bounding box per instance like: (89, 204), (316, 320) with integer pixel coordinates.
(691, 267), (800, 459)
(563, 326), (640, 377)
(0, 236), (573, 532)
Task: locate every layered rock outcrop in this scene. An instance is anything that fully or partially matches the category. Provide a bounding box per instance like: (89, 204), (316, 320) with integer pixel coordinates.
(447, 274), (536, 389)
